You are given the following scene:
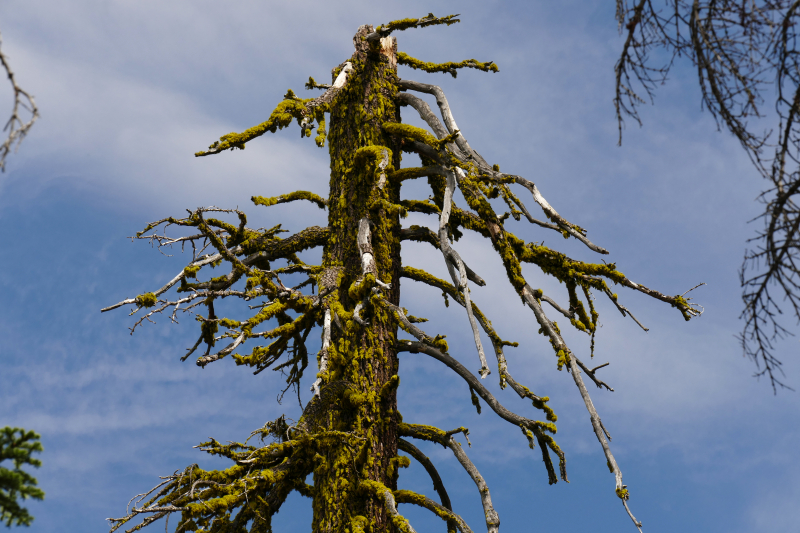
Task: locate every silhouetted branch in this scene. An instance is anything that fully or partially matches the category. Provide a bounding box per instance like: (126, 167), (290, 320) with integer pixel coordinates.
(0, 30), (38, 172)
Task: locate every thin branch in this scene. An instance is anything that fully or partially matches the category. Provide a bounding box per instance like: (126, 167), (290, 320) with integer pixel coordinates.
(0, 29), (38, 172)
(443, 435), (499, 533)
(397, 438), (457, 533)
(310, 308), (332, 397)
(398, 424), (499, 533)
(439, 168), (490, 377)
(397, 340), (565, 484)
(397, 79), (490, 168)
(520, 285), (641, 531)
(400, 226), (486, 285)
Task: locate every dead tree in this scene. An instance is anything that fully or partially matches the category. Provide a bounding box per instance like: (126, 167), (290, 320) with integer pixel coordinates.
(614, 0), (800, 390)
(104, 14), (701, 533)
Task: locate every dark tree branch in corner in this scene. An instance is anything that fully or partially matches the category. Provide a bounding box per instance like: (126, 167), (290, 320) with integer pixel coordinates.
(615, 1), (800, 390)
(0, 29), (38, 172)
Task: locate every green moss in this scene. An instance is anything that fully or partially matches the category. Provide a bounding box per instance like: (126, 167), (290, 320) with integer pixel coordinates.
(389, 166), (444, 182)
(252, 190), (327, 210)
(497, 184), (525, 221)
(532, 396), (557, 422)
(567, 280), (594, 333)
(432, 334), (449, 353)
(315, 116), (327, 147)
(522, 426), (536, 449)
(135, 292), (157, 308)
(196, 94), (313, 156)
(233, 313), (316, 369)
(382, 122), (442, 149)
(396, 52), (498, 78)
(379, 375), (400, 400)
(401, 199), (440, 216)
(469, 386), (482, 414)
(218, 318), (240, 329)
(397, 422), (450, 445)
(198, 316), (218, 348)
(351, 515), (369, 533)
(672, 294), (693, 321)
(183, 265), (201, 279)
(375, 13), (460, 35)
(556, 349), (571, 371)
(344, 388), (367, 408)
(305, 76), (326, 90)
(386, 455), (410, 478)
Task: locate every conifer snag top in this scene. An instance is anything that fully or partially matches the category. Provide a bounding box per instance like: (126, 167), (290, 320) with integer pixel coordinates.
(104, 14), (702, 533)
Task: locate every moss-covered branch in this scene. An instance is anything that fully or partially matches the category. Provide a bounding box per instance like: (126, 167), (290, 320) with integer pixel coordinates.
(252, 190), (328, 210)
(360, 480), (418, 533)
(196, 90), (318, 156)
(397, 52), (498, 78)
(388, 165), (448, 182)
(394, 490), (471, 533)
(108, 420), (372, 533)
(369, 13), (461, 41)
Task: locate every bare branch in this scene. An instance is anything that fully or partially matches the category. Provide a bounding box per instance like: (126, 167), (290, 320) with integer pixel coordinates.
(397, 79), (489, 168)
(398, 79), (609, 255)
(438, 168), (490, 377)
(401, 265), (557, 423)
(397, 438), (456, 533)
(520, 285), (641, 531)
(397, 340), (564, 484)
(398, 424), (500, 533)
(400, 226), (486, 286)
(396, 92), (450, 141)
(443, 436), (498, 533)
(396, 340), (546, 431)
(0, 29), (39, 172)
(614, 1), (800, 387)
(310, 308), (332, 397)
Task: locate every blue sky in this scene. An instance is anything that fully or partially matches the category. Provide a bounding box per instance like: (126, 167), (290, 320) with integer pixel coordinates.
(1, 1), (798, 532)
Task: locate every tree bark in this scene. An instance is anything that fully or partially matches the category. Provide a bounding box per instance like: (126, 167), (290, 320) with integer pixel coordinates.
(312, 25), (403, 533)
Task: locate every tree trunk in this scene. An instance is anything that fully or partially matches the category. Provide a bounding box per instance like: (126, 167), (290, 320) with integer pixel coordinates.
(312, 25), (403, 533)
